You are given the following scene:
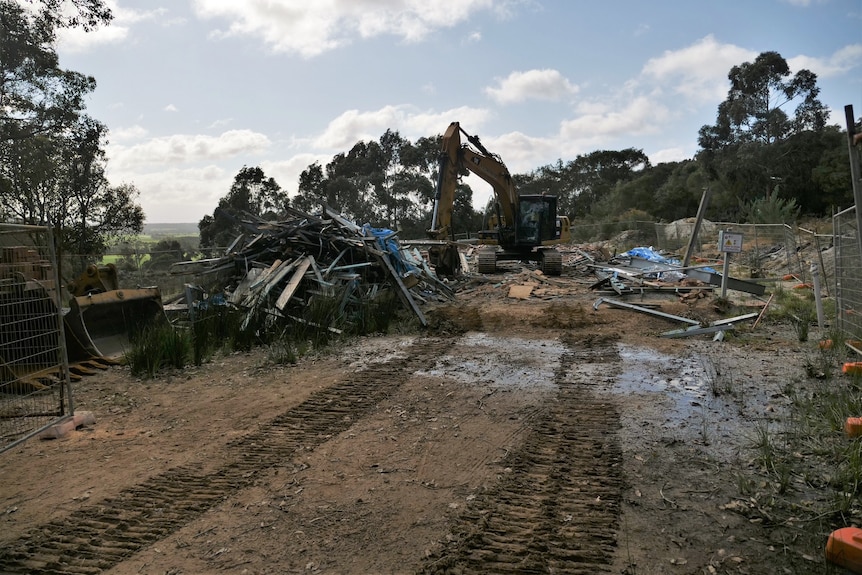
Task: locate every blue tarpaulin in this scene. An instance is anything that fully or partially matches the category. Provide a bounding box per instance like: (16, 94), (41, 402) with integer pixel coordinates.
(362, 224), (418, 276)
(621, 246), (716, 275)
(621, 246), (680, 266)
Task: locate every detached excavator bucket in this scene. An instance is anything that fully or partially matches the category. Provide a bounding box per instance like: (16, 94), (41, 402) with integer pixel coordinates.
(64, 287), (167, 360)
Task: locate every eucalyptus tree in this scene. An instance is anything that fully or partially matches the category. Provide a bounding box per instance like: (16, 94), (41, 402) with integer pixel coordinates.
(294, 130), (454, 236)
(697, 51), (832, 216)
(1, 0), (144, 263)
(198, 166), (288, 250)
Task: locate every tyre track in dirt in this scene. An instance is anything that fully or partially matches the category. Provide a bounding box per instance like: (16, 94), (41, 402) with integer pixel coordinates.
(0, 337), (454, 575)
(419, 337), (623, 574)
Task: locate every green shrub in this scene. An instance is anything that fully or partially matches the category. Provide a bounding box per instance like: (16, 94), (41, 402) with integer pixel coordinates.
(739, 196), (800, 225)
(768, 287), (816, 341)
(126, 322), (190, 378)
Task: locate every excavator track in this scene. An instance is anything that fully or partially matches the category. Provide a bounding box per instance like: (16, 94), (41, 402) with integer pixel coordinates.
(477, 249), (498, 274)
(419, 338), (622, 574)
(0, 336), (623, 574)
(540, 249), (563, 276)
(0, 338), (454, 575)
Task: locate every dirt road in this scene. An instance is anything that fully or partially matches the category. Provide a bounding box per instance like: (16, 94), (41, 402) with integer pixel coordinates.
(0, 278), (829, 574)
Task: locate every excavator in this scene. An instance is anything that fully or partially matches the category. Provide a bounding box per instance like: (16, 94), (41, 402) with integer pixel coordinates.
(427, 121), (571, 276)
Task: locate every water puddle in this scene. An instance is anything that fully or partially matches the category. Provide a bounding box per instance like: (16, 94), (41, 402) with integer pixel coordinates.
(617, 344), (707, 392)
(613, 343), (750, 459)
(416, 333), (565, 391)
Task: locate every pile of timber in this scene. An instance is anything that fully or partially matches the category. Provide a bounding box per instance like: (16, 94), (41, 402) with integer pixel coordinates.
(169, 206), (454, 329)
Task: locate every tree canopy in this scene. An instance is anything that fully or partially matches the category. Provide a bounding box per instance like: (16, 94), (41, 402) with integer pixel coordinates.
(198, 166), (290, 250)
(292, 129), (454, 238)
(1, 0), (142, 266)
(694, 50), (845, 216)
(279, 53), (848, 239)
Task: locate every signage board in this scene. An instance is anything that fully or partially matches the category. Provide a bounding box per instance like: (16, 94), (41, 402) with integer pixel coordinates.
(719, 231), (743, 254)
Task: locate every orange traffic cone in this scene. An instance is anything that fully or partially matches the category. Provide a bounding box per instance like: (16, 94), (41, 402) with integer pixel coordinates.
(844, 363), (862, 376)
(846, 418), (862, 438)
(826, 527), (862, 572)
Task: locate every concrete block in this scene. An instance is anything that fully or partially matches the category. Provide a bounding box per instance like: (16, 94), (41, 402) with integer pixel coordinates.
(73, 411), (96, 427)
(37, 418), (76, 440)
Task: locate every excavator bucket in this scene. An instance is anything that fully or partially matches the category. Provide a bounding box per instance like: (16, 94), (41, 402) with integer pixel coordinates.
(59, 263), (169, 361)
(1, 247), (166, 396)
(64, 287), (167, 360)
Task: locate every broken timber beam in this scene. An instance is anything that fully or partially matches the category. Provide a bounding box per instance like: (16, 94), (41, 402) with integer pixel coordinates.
(375, 253), (427, 327)
(593, 297), (701, 325)
(275, 256), (313, 311)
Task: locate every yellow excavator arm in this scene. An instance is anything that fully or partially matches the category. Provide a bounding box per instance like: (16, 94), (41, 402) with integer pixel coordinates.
(428, 121), (519, 241)
(427, 121), (570, 277)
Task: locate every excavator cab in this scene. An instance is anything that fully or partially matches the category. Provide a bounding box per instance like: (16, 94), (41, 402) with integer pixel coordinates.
(516, 195), (558, 247)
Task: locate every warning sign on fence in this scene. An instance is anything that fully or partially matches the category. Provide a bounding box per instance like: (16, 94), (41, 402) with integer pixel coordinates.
(719, 230), (743, 253)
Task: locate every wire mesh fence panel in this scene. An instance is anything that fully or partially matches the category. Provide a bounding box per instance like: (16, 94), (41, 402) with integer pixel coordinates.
(569, 220), (659, 246)
(835, 206), (862, 343)
(0, 224), (73, 452)
(730, 223), (801, 279)
(651, 221), (806, 279)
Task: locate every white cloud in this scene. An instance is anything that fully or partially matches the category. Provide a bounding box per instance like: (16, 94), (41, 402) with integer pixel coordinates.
(191, 0), (497, 57)
(110, 166), (231, 223)
(262, 153), (333, 197)
(57, 2), (168, 53)
(110, 124), (149, 142)
(108, 130), (272, 169)
(560, 97), (670, 144)
(209, 118), (234, 129)
(641, 35), (755, 104)
(633, 23), (650, 37)
(164, 104), (179, 112)
(789, 44), (862, 78)
(650, 147), (690, 164)
(482, 130), (559, 173)
(311, 105), (491, 149)
(485, 69), (579, 105)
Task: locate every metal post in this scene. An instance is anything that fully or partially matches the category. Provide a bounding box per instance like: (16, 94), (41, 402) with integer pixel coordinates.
(683, 186), (712, 267)
(721, 251), (730, 299)
(843, 105), (862, 258)
(811, 262), (825, 329)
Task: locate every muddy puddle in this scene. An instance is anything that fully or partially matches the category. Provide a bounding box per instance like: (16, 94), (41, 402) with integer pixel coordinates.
(416, 333), (565, 391)
(350, 333), (754, 460)
(613, 343), (752, 460)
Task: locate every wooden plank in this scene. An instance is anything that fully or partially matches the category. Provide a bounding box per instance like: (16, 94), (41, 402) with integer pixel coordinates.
(250, 259), (282, 289)
(275, 256), (313, 311)
(229, 268), (262, 304)
(508, 284), (534, 299)
(376, 253), (427, 327)
(259, 258), (300, 297)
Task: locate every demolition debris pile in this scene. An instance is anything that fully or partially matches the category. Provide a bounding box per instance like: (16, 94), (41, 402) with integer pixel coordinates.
(169, 206), (454, 331)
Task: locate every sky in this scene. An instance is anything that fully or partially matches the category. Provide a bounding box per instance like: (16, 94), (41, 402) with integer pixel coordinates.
(54, 0), (862, 224)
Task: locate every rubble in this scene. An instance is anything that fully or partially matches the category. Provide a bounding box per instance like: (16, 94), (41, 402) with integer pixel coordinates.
(168, 206), (455, 330)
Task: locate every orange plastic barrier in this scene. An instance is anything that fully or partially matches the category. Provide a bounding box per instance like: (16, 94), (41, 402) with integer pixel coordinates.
(821, 340), (862, 351)
(846, 418), (862, 438)
(844, 363), (862, 376)
(826, 527), (862, 572)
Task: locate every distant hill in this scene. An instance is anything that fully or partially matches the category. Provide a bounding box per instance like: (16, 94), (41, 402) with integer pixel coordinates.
(144, 223), (199, 238)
